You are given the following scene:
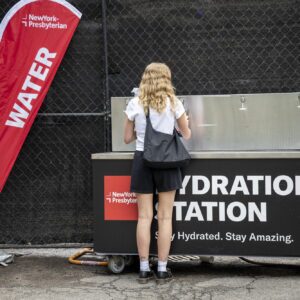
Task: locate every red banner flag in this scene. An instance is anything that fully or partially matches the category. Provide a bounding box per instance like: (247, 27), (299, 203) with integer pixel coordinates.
(0, 0), (82, 192)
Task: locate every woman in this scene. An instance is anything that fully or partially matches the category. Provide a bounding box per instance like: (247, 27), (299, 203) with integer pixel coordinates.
(124, 63), (191, 284)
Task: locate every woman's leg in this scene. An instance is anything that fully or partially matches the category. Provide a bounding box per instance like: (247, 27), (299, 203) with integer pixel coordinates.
(157, 190), (176, 262)
(136, 193), (153, 264)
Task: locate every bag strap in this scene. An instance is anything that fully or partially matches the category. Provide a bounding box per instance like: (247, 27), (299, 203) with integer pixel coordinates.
(146, 106), (178, 135)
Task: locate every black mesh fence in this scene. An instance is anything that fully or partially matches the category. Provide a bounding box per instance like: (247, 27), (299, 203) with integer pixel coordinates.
(107, 0), (300, 96)
(0, 0), (299, 245)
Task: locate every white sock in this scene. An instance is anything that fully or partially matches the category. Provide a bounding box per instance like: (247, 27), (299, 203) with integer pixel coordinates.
(140, 260), (150, 272)
(157, 260), (167, 272)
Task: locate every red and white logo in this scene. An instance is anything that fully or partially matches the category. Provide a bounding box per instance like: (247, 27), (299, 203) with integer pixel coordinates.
(104, 176), (138, 221)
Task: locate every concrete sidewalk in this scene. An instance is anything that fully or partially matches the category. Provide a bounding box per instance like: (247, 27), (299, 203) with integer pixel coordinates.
(0, 248), (299, 300)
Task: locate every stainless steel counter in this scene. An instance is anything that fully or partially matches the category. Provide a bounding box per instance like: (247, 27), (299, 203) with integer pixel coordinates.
(92, 151), (300, 160)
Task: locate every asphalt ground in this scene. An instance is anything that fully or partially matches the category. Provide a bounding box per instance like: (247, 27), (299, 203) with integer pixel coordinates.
(0, 248), (300, 300)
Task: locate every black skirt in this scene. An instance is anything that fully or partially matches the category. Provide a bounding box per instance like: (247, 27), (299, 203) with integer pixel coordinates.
(130, 151), (183, 194)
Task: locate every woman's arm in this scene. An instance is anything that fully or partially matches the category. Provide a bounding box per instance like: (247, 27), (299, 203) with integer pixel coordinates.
(124, 117), (136, 144)
(177, 113), (191, 140)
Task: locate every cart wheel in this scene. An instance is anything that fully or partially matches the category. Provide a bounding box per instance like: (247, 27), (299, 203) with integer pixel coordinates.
(108, 256), (126, 274)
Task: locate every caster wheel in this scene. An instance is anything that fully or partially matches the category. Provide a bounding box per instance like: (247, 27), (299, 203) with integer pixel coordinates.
(108, 255), (126, 274)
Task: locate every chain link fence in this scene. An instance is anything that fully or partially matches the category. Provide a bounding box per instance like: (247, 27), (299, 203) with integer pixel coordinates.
(107, 0), (299, 96)
(0, 0), (299, 245)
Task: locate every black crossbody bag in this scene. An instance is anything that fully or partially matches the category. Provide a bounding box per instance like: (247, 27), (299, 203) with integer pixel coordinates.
(143, 110), (191, 169)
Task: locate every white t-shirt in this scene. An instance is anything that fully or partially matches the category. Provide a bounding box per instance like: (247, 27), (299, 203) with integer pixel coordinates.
(124, 97), (185, 151)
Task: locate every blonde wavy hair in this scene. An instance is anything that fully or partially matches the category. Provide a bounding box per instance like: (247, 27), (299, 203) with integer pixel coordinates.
(139, 63), (176, 115)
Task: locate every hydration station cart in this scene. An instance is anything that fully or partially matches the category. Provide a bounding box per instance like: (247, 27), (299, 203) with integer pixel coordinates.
(92, 93), (300, 273)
